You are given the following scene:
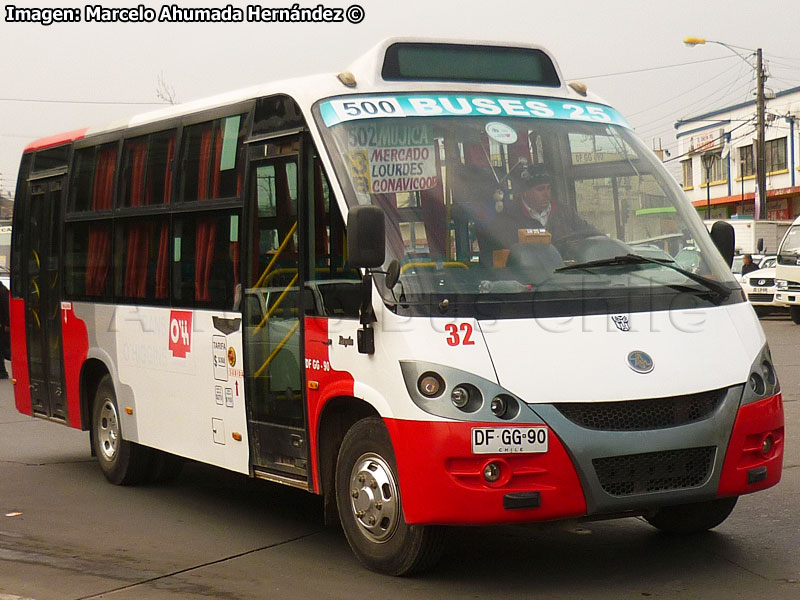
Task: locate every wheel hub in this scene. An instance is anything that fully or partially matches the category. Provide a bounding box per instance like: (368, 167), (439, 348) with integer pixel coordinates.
(98, 399), (120, 462)
(349, 453), (399, 543)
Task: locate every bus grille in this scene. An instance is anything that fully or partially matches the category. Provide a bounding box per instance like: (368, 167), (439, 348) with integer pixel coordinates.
(554, 389), (725, 431)
(748, 293), (774, 302)
(593, 446), (716, 497)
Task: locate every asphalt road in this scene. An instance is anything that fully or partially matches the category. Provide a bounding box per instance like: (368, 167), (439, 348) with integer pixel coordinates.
(0, 314), (798, 599)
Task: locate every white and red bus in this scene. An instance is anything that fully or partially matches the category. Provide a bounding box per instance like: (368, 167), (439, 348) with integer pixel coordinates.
(11, 38), (783, 575)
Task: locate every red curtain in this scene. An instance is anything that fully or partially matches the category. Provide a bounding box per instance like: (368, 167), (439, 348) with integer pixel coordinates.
(84, 147), (116, 295)
(124, 221), (151, 298)
(155, 223), (169, 299)
(211, 127), (223, 199)
(507, 131), (531, 169)
(145, 135), (174, 206)
(162, 136), (174, 204)
(195, 218), (217, 302)
(197, 127), (213, 201)
(419, 140), (446, 259)
(127, 141), (147, 207)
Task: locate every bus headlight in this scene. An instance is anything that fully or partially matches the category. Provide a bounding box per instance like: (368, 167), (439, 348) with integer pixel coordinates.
(418, 372), (444, 398)
(741, 344), (780, 405)
(776, 279), (788, 290)
(400, 360), (544, 424)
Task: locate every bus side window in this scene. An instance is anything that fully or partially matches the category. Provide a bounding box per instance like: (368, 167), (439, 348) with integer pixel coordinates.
(310, 158), (360, 318)
(177, 115), (246, 203)
(172, 210), (240, 310)
(64, 221), (112, 300)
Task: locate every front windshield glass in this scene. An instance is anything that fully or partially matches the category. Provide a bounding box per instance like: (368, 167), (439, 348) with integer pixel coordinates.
(315, 93), (740, 317)
(778, 225), (800, 265)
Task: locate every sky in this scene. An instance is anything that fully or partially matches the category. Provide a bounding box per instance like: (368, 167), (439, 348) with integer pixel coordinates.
(2, 0), (799, 198)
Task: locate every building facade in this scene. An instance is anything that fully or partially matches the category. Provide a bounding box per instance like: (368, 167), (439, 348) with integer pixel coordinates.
(675, 86), (800, 220)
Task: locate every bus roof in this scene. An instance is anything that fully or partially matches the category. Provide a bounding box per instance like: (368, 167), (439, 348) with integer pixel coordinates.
(23, 37), (606, 151)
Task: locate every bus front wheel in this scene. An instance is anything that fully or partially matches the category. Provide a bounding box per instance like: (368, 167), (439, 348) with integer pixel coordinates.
(335, 417), (445, 576)
(790, 306), (800, 324)
(644, 497), (738, 534)
(91, 375), (152, 486)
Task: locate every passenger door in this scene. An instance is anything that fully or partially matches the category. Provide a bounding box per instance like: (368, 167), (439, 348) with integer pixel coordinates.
(24, 176), (66, 420)
(243, 137), (308, 482)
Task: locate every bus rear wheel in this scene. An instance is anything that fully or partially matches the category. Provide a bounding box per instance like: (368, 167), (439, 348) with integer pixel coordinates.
(91, 375), (152, 486)
(335, 417), (444, 576)
(644, 497), (738, 534)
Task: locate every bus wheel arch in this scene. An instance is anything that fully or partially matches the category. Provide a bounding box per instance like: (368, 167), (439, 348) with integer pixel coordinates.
(90, 374), (152, 485)
(333, 416), (445, 575)
(80, 358), (112, 435)
(317, 396), (379, 526)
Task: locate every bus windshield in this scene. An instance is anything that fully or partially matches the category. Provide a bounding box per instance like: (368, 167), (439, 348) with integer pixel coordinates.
(315, 94), (739, 317)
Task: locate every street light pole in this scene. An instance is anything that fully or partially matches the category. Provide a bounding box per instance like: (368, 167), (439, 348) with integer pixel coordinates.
(755, 47), (767, 220)
(701, 152), (714, 219)
(684, 38), (768, 220)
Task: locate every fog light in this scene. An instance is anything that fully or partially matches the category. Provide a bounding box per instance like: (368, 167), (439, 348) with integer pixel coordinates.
(451, 386), (469, 408)
(418, 372), (444, 398)
(483, 462), (501, 483)
(490, 396), (507, 418)
(761, 434), (775, 457)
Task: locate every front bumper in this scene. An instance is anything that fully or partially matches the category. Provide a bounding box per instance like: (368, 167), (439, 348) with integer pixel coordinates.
(386, 390), (783, 526)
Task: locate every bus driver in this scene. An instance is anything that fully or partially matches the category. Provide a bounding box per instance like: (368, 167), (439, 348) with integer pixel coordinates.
(486, 163), (600, 264)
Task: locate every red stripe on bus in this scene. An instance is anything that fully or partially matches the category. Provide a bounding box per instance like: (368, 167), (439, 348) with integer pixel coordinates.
(385, 419), (587, 525)
(61, 304), (89, 429)
(304, 316), (355, 494)
(23, 128), (88, 153)
(717, 392), (784, 497)
(10, 298), (31, 416)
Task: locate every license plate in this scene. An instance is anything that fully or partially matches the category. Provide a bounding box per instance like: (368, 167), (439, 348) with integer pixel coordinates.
(753, 287), (769, 293)
(471, 427), (548, 454)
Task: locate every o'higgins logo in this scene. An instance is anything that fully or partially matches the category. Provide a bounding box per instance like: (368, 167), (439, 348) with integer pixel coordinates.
(169, 310), (192, 358)
(626, 350), (654, 374)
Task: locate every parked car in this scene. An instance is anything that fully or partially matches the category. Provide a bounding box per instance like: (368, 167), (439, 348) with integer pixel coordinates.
(740, 265), (786, 316)
(758, 255), (777, 269)
(674, 247), (701, 273)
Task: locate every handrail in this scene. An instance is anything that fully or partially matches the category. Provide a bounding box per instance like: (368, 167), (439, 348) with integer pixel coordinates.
(254, 273), (299, 334)
(400, 261), (468, 274)
(254, 221), (298, 289)
(260, 267), (298, 289)
(254, 321), (300, 378)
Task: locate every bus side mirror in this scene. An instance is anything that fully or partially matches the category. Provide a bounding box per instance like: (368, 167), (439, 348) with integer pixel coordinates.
(347, 205), (386, 268)
(710, 221), (735, 268)
(757, 237), (764, 253)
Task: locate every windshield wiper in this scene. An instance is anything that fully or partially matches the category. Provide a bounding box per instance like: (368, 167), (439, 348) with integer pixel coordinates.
(555, 253), (732, 302)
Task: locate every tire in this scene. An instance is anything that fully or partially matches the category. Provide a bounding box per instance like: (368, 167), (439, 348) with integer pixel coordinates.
(791, 306), (800, 325)
(335, 417), (445, 576)
(91, 375), (152, 486)
(645, 497), (738, 534)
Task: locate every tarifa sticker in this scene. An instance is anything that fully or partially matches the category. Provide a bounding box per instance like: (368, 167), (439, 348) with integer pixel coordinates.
(485, 122), (518, 145)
